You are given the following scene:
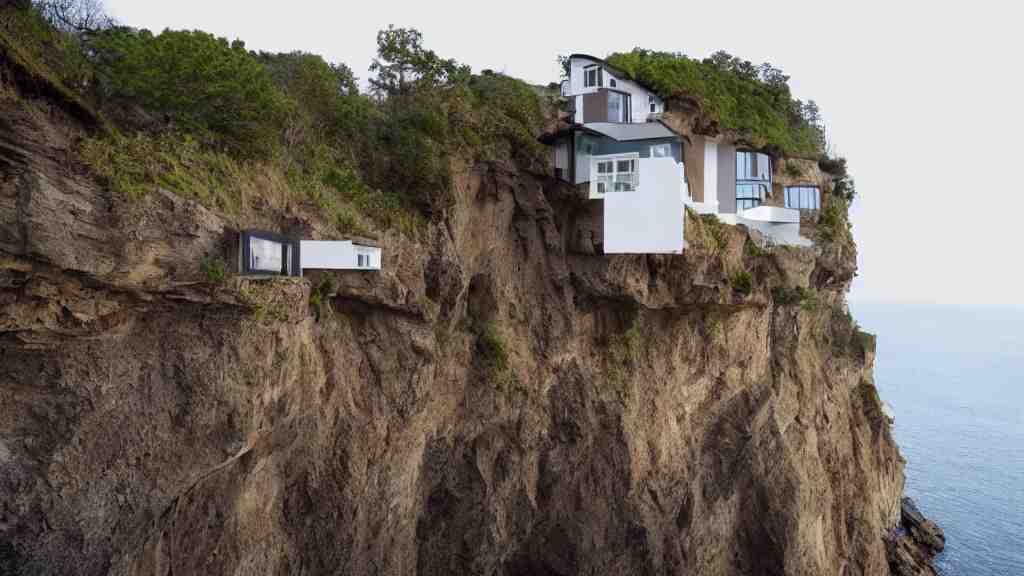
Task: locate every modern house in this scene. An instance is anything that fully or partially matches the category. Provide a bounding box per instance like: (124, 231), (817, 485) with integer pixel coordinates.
(544, 53), (815, 252)
(231, 230), (382, 277)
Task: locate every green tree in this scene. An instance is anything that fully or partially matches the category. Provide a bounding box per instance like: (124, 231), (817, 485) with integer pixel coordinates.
(368, 25), (470, 97)
(89, 28), (289, 158)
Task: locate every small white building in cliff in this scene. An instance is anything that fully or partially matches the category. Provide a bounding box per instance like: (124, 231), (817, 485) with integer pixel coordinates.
(232, 230), (381, 277)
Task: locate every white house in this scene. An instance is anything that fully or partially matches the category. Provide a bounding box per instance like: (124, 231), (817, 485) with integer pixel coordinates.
(560, 54), (664, 125)
(542, 52), (816, 252)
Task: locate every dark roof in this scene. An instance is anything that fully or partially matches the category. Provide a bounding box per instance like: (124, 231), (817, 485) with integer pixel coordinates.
(568, 53), (658, 94)
(539, 120), (686, 145)
(585, 121), (681, 142)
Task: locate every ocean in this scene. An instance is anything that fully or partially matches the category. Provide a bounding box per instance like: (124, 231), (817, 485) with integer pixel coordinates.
(851, 302), (1024, 575)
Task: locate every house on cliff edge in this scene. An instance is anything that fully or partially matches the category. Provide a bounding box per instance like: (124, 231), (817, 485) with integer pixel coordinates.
(543, 53), (815, 253)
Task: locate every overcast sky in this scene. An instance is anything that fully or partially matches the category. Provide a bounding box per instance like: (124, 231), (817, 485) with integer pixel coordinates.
(104, 0), (1023, 307)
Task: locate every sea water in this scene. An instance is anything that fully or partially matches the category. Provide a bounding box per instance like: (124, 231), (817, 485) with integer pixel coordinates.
(851, 303), (1024, 575)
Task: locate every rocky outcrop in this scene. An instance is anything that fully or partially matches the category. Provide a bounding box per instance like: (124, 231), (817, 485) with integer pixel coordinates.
(1, 72), (924, 575)
(885, 498), (946, 576)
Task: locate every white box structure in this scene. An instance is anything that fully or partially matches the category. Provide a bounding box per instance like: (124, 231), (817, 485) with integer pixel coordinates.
(602, 157), (685, 254)
(300, 240), (381, 271)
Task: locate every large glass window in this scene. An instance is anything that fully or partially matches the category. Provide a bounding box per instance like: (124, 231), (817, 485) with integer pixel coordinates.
(250, 237), (284, 273)
(736, 150), (772, 211)
(785, 186), (821, 211)
(607, 91), (630, 122)
(584, 66), (601, 88)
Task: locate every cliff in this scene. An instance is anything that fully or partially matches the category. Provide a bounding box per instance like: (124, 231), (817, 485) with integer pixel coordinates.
(1, 17), (940, 576)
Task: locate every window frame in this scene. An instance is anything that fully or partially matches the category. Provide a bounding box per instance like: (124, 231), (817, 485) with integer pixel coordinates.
(583, 65), (601, 88)
(735, 150), (772, 211)
(784, 185), (821, 211)
(650, 143), (672, 158)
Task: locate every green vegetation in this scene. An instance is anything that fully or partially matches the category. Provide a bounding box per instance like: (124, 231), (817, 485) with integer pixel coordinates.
(475, 321), (509, 373)
(200, 256), (226, 283)
(816, 200), (852, 245)
(309, 274), (337, 317)
(818, 155), (856, 202)
(686, 209), (729, 252)
(730, 271), (753, 296)
(605, 49), (825, 157)
(744, 239), (769, 258)
(771, 285), (818, 310)
(4, 3), (547, 237)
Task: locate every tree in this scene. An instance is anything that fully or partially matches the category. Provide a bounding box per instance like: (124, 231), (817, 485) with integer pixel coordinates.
(368, 25), (469, 97)
(33, 0), (112, 32)
(89, 28), (288, 158)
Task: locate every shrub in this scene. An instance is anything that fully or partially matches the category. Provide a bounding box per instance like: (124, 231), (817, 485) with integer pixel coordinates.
(476, 321), (509, 373)
(772, 285), (818, 309)
(201, 256), (226, 283)
(605, 49), (824, 157)
(730, 270), (753, 295)
(816, 201), (851, 244)
(819, 155), (856, 201)
(89, 28), (289, 158)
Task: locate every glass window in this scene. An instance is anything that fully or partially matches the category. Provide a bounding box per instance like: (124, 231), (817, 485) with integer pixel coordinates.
(784, 186), (820, 210)
(736, 150), (771, 211)
(597, 161), (613, 174)
(606, 91), (630, 122)
(250, 237), (283, 273)
(648, 94), (657, 113)
(593, 156), (638, 194)
(609, 78), (617, 88)
(651, 144), (671, 158)
(584, 67), (599, 88)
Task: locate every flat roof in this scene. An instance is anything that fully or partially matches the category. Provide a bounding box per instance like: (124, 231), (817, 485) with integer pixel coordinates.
(539, 121), (685, 145)
(585, 121), (681, 142)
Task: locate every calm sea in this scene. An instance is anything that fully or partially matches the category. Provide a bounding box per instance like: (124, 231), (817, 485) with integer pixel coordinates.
(851, 302), (1024, 575)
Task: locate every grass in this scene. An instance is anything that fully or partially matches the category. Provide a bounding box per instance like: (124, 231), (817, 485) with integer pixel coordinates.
(730, 271), (753, 296)
(475, 320), (509, 373)
(309, 274), (337, 317)
(201, 257), (227, 283)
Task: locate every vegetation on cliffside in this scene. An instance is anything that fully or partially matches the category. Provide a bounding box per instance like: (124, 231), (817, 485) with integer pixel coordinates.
(605, 49), (826, 157)
(2, 4), (548, 237)
(4, 1), (853, 231)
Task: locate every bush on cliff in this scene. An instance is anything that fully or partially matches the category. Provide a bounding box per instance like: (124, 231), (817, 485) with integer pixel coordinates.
(604, 49), (824, 157)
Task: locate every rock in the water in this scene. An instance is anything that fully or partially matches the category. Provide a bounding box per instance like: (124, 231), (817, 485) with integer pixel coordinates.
(886, 498), (945, 576)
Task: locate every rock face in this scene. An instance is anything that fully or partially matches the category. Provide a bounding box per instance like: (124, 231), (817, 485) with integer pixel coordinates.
(1, 78), (926, 574)
(885, 498), (946, 576)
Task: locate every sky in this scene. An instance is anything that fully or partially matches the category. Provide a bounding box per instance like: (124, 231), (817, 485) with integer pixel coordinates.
(103, 0), (1024, 307)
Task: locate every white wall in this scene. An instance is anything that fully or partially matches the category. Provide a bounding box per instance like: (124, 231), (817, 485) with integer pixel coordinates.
(568, 56), (662, 124)
(603, 158), (685, 254)
(300, 241), (382, 270)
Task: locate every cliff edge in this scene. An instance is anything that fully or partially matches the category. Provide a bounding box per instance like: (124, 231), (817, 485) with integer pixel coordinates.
(1, 13), (941, 576)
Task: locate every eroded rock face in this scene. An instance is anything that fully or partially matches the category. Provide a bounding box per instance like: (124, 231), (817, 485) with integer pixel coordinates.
(2, 88), (915, 575)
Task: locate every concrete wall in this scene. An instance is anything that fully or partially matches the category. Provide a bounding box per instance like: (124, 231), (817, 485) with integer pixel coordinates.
(717, 143), (737, 214)
(603, 157), (685, 254)
(568, 56), (662, 123)
(300, 241), (382, 271)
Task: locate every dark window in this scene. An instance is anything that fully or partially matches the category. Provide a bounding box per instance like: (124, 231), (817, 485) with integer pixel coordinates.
(584, 66), (600, 88)
(736, 151), (771, 211)
(609, 78), (617, 87)
(607, 91), (631, 122)
(239, 230), (300, 277)
(785, 186), (821, 211)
